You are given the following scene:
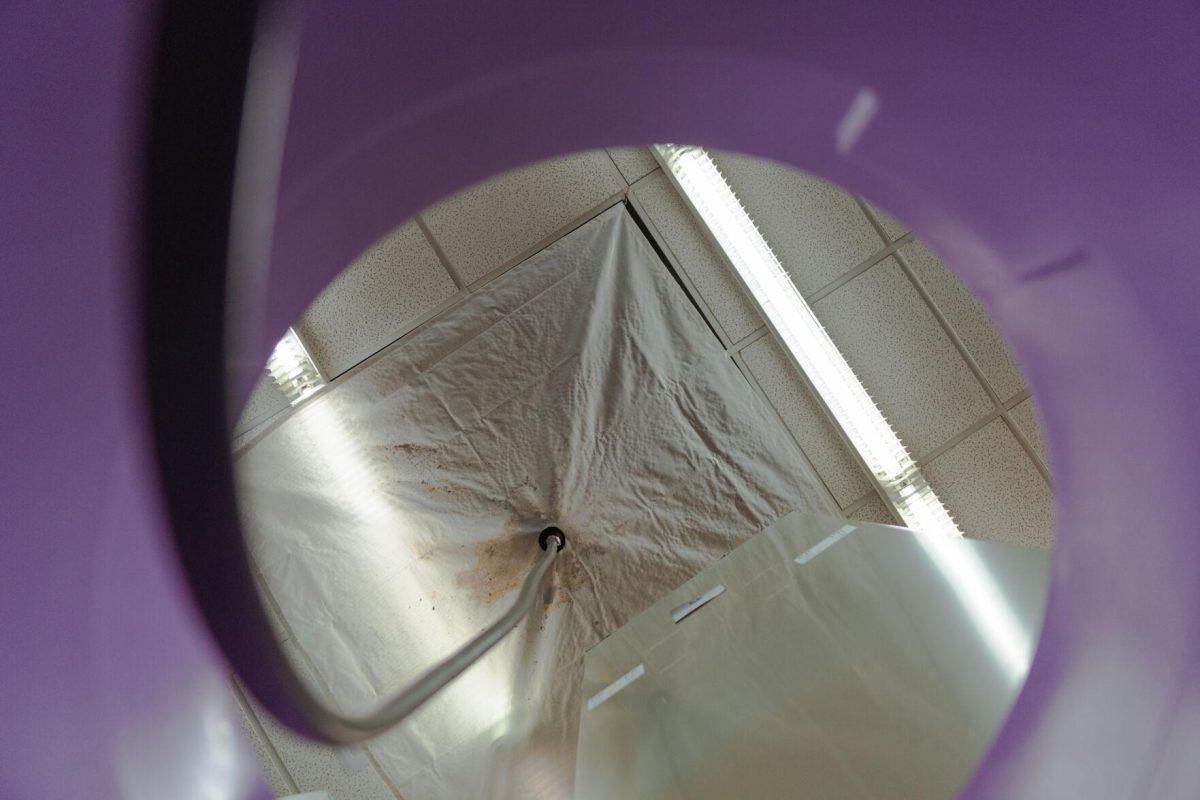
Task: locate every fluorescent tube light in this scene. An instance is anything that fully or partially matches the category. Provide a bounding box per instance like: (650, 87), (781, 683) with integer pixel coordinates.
(266, 327), (325, 406)
(656, 144), (961, 538)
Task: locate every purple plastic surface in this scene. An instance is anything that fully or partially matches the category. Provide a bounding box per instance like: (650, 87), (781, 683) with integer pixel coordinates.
(3, 2), (1199, 798)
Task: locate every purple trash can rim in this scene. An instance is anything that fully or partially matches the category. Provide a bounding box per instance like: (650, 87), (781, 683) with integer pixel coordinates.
(137, 4), (1200, 798)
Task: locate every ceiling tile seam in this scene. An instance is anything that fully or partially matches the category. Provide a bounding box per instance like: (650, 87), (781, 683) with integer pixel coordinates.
(798, 249), (1006, 479)
(321, 289), (470, 382)
(414, 214), (466, 291)
(463, 192), (626, 292)
(892, 244), (1021, 410)
(914, 408), (1003, 467)
(1004, 388), (1031, 410)
(857, 482), (900, 519)
(599, 148), (633, 187)
(318, 290), (471, 393)
(919, 414), (1054, 543)
(730, 324), (769, 353)
(253, 573), (291, 644)
(843, 490), (898, 521)
(731, 349), (856, 513)
(603, 148), (662, 187)
(624, 188), (739, 349)
(233, 398), (292, 443)
(855, 196), (908, 244)
(629, 168), (912, 359)
(231, 678), (300, 796)
(362, 746), (408, 800)
(602, 148), (628, 184)
(998, 410), (1053, 486)
(802, 237), (911, 306)
(627, 168), (662, 196)
(727, 347), (754, 381)
(842, 493), (874, 515)
(232, 396), (311, 458)
(252, 574), (340, 703)
(890, 246), (1051, 485)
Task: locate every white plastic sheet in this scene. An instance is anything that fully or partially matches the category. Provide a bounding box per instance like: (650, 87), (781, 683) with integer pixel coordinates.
(574, 512), (1050, 799)
(234, 206), (837, 798)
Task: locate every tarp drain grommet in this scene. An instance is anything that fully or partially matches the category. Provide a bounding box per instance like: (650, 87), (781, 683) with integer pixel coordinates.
(539, 526), (566, 552)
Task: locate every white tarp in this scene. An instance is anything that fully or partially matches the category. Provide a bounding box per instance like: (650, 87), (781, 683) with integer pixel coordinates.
(234, 205), (837, 799)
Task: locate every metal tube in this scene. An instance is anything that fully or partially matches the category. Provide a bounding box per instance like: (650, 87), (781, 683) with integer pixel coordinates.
(285, 532), (563, 743)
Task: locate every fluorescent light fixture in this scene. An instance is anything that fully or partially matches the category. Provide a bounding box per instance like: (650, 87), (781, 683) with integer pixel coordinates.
(266, 327), (325, 405)
(656, 144), (961, 538)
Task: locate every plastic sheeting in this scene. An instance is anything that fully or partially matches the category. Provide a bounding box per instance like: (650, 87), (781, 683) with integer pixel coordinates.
(575, 512), (1049, 799)
(234, 205), (837, 799)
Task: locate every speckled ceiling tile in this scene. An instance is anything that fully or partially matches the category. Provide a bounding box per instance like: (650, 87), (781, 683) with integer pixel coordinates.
(900, 239), (1027, 402)
(296, 221), (458, 379)
(631, 170), (763, 343)
(1008, 396), (1050, 471)
(741, 335), (872, 508)
(234, 371), (290, 436)
(233, 685), (295, 798)
(252, 703), (396, 800)
(606, 147), (659, 184)
(923, 417), (1054, 549)
(420, 150), (626, 286)
(847, 493), (899, 526)
(813, 257), (995, 459)
(711, 150), (887, 296)
(246, 641), (398, 800)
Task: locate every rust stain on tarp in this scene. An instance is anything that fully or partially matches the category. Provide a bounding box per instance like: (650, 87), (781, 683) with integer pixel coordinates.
(456, 482), (553, 606)
(457, 501), (613, 615)
(457, 529), (534, 606)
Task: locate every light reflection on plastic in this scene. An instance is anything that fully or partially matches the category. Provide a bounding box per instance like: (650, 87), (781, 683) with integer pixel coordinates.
(115, 677), (258, 800)
(913, 529), (1033, 683)
(197, 700), (242, 800)
(656, 144), (961, 539)
(289, 398), (513, 729)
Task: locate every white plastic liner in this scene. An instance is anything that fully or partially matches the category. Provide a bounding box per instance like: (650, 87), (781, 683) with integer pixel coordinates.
(234, 205), (837, 799)
(573, 512), (1050, 800)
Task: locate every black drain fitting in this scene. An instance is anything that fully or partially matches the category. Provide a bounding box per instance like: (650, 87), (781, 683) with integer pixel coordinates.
(539, 526), (566, 552)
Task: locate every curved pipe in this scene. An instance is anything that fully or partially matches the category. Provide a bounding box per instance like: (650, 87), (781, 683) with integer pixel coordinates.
(292, 530), (563, 743)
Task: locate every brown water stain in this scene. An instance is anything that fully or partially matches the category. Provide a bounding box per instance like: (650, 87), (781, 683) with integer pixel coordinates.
(456, 529), (535, 606)
(390, 441), (449, 476)
(456, 503), (612, 616)
(420, 479), (465, 496)
(547, 534), (608, 610)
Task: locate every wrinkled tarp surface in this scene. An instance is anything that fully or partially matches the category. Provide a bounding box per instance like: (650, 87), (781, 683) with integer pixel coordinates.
(234, 205), (837, 799)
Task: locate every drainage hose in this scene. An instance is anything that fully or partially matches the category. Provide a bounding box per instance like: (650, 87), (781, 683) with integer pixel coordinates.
(285, 527), (565, 743)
